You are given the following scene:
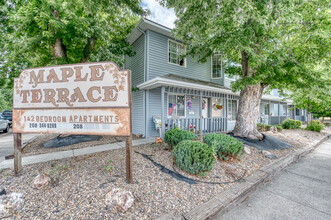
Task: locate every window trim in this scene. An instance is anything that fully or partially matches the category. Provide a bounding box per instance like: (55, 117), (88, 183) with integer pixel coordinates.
(168, 39), (187, 67)
(211, 54), (223, 79)
(167, 93), (186, 118)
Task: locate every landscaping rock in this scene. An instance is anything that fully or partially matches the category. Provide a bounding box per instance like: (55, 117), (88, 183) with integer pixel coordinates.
(270, 126), (278, 133)
(243, 146), (251, 155)
(105, 188), (134, 212)
(265, 154), (278, 160)
(0, 189), (5, 196)
(32, 173), (51, 190)
(0, 193), (24, 218)
(261, 150), (278, 159)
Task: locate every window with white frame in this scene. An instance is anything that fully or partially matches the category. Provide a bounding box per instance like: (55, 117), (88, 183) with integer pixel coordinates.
(228, 100), (238, 121)
(211, 54), (222, 78)
(168, 94), (185, 117)
(168, 40), (186, 66)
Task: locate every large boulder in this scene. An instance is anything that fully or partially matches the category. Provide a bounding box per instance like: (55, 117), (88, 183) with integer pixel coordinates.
(105, 188), (134, 212)
(0, 193), (24, 218)
(32, 173), (51, 190)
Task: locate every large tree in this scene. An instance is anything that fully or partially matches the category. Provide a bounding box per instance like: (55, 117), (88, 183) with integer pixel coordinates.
(287, 68), (331, 121)
(0, 0), (146, 90)
(161, 0), (330, 139)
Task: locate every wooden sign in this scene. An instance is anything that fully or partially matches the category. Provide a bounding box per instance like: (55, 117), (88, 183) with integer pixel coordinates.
(13, 62), (131, 136)
(12, 62), (133, 183)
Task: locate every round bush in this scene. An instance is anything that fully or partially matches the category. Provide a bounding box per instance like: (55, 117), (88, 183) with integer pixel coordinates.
(173, 140), (215, 175)
(306, 121), (324, 132)
(164, 127), (197, 148)
(203, 133), (243, 160)
(281, 119), (302, 129)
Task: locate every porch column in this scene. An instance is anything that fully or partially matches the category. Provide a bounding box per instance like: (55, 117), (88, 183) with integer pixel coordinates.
(268, 101), (271, 125)
(225, 94), (228, 131)
(278, 102), (280, 125)
(199, 91), (202, 135)
(161, 86), (165, 139)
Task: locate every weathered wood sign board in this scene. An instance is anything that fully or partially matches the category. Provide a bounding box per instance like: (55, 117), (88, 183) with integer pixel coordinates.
(13, 62), (131, 136)
(12, 62), (133, 182)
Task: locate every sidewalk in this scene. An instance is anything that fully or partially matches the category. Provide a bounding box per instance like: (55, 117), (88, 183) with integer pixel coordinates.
(0, 137), (155, 170)
(214, 138), (331, 220)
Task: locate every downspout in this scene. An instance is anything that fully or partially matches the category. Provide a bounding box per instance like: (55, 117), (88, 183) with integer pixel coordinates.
(137, 26), (149, 137)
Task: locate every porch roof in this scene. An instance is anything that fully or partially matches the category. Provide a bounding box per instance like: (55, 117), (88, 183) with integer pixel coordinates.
(138, 74), (291, 103)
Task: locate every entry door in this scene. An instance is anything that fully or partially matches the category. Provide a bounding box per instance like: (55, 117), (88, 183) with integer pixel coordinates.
(202, 98), (209, 118)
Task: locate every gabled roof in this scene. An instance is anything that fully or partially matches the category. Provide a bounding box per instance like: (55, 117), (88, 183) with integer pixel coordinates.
(127, 18), (173, 45)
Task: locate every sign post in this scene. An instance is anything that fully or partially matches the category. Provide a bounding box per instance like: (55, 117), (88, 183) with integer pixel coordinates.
(12, 62), (133, 182)
(13, 133), (22, 175)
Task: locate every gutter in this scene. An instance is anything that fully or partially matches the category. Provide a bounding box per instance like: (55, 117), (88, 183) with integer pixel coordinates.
(138, 78), (292, 103)
(137, 26), (148, 138)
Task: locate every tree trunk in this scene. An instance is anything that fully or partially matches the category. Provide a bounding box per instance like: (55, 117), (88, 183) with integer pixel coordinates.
(232, 83), (264, 140)
(51, 10), (66, 59)
(52, 38), (66, 59)
(80, 38), (96, 63)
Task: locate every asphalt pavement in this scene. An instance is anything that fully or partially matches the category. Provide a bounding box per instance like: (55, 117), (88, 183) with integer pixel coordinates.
(213, 138), (331, 220)
(0, 129), (40, 163)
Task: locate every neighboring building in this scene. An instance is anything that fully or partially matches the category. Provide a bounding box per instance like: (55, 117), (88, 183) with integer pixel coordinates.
(125, 18), (307, 138)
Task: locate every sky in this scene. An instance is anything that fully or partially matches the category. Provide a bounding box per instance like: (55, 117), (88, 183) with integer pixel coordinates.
(141, 0), (176, 29)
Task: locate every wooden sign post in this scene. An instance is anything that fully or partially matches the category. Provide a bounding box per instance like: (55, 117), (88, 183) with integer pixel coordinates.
(12, 62), (133, 183)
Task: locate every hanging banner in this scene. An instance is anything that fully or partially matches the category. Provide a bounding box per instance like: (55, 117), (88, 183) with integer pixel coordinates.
(12, 61), (131, 136)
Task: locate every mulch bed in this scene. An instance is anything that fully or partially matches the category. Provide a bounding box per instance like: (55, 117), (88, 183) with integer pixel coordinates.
(0, 128), (328, 219)
(22, 134), (140, 156)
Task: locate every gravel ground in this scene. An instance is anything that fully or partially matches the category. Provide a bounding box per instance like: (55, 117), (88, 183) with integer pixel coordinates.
(0, 129), (328, 219)
(264, 128), (327, 158)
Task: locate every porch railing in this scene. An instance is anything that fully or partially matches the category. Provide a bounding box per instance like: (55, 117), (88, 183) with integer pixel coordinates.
(165, 117), (227, 135)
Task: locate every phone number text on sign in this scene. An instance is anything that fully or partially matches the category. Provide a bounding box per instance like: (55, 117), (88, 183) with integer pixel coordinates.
(13, 108), (130, 136)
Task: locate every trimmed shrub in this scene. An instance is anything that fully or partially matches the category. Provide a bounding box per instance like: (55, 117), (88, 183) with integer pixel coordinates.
(275, 125), (283, 132)
(164, 127), (197, 148)
(306, 121), (324, 132)
(281, 119), (302, 129)
(203, 134), (243, 160)
(173, 140), (215, 175)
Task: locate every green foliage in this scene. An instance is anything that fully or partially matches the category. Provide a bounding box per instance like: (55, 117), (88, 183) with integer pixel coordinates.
(257, 123), (283, 132)
(0, 0), (147, 87)
(306, 121), (324, 132)
(275, 125), (283, 132)
(164, 127), (197, 148)
(203, 134), (243, 161)
(322, 122), (330, 127)
(0, 89), (12, 111)
(281, 119), (302, 129)
(161, 0), (330, 136)
(103, 159), (113, 173)
(173, 140), (214, 175)
(257, 123), (265, 132)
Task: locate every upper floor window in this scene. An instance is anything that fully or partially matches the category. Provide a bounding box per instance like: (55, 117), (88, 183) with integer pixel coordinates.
(168, 40), (186, 67)
(211, 54), (222, 78)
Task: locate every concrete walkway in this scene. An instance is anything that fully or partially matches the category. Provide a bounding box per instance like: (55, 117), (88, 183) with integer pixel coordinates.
(0, 137), (155, 170)
(214, 138), (331, 220)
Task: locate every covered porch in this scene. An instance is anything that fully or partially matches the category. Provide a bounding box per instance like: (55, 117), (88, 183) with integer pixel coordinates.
(139, 74), (238, 137)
